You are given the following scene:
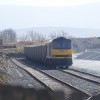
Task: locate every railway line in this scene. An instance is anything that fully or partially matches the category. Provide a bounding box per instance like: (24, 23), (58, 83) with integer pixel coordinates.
(11, 58), (97, 100)
(69, 68), (100, 79)
(15, 58), (100, 97)
(43, 70), (100, 95)
(1, 54), (100, 100)
(0, 56), (44, 89)
(62, 69), (100, 85)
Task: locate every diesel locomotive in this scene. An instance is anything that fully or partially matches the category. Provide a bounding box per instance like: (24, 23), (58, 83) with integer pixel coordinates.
(24, 37), (72, 68)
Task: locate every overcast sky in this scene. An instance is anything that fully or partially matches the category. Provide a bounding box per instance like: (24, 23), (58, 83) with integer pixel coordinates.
(0, 0), (100, 31)
(0, 0), (100, 6)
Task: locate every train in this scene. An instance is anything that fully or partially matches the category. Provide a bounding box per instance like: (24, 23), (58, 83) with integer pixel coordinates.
(24, 37), (72, 68)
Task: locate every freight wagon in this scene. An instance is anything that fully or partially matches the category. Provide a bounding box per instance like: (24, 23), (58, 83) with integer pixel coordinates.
(24, 37), (72, 68)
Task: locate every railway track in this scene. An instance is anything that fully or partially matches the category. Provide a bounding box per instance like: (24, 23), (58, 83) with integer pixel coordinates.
(1, 56), (100, 99)
(60, 69), (100, 100)
(43, 69), (100, 94)
(69, 68), (100, 78)
(10, 58), (92, 100)
(62, 69), (100, 85)
(0, 56), (45, 89)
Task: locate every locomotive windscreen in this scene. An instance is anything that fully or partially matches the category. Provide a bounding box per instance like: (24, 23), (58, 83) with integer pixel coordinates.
(52, 39), (71, 49)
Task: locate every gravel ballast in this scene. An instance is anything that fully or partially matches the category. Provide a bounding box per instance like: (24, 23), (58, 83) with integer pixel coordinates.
(43, 70), (100, 96)
(11, 58), (89, 100)
(3, 60), (44, 89)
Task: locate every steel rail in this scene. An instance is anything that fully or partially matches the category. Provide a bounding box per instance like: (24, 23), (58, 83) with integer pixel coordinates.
(69, 68), (100, 81)
(10, 59), (90, 99)
(60, 69), (100, 86)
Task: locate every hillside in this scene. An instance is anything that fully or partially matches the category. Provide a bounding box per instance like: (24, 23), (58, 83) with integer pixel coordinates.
(71, 37), (100, 53)
(16, 27), (100, 38)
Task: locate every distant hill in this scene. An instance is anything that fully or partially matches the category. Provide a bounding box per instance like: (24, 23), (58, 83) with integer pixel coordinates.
(16, 27), (100, 38)
(71, 37), (100, 53)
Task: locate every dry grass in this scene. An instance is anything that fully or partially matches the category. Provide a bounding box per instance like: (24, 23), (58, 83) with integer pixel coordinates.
(16, 40), (49, 47)
(0, 47), (24, 57)
(0, 69), (12, 84)
(0, 58), (7, 83)
(0, 71), (5, 83)
(0, 57), (12, 84)
(1, 40), (49, 57)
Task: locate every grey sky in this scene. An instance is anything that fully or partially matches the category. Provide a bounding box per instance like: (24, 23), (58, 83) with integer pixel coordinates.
(0, 0), (100, 37)
(0, 3), (100, 29)
(0, 0), (99, 7)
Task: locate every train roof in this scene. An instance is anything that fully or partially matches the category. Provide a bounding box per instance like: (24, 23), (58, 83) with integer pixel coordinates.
(24, 37), (70, 47)
(24, 42), (51, 47)
(25, 44), (46, 47)
(53, 37), (70, 41)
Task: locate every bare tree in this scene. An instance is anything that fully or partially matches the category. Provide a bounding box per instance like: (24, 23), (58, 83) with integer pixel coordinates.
(0, 32), (3, 39)
(49, 30), (69, 40)
(17, 31), (47, 45)
(27, 31), (47, 45)
(37, 33), (47, 45)
(18, 33), (30, 42)
(28, 31), (38, 41)
(27, 31), (40, 44)
(1, 29), (16, 43)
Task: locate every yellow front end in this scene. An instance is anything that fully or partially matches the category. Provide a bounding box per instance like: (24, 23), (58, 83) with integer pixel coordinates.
(51, 49), (72, 58)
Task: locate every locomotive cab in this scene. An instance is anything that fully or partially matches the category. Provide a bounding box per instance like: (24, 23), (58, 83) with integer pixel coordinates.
(46, 37), (73, 67)
(51, 37), (72, 58)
